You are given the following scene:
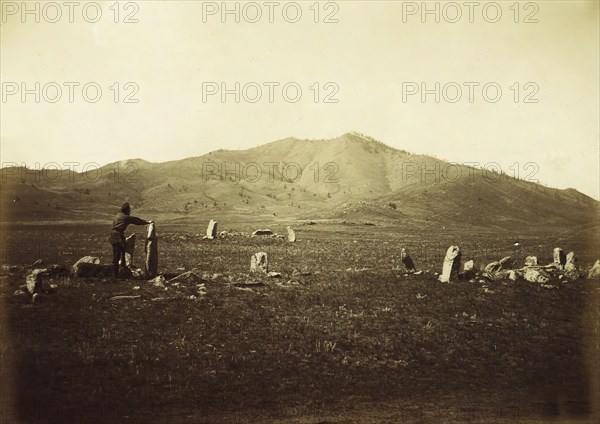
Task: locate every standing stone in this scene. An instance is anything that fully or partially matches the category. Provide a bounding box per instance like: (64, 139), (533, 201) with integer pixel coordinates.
(125, 234), (136, 266)
(250, 252), (268, 274)
(463, 260), (476, 280)
(287, 226), (296, 242)
(563, 251), (580, 281)
(206, 220), (217, 239)
(400, 248), (416, 272)
(553, 248), (566, 270)
(26, 269), (47, 294)
(439, 246), (461, 283)
(145, 222), (158, 278)
(588, 260), (600, 279)
(524, 256), (538, 266)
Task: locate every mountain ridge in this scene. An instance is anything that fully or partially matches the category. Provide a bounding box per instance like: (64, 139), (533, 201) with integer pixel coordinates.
(1, 133), (597, 232)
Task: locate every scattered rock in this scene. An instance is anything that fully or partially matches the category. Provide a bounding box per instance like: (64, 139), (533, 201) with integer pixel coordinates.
(30, 259), (44, 268)
(72, 262), (113, 278)
(13, 288), (27, 297)
(149, 275), (166, 288)
(524, 256), (538, 267)
(267, 271), (282, 278)
(71, 256), (100, 275)
(169, 270), (203, 284)
(287, 226), (296, 242)
(439, 245), (461, 283)
(130, 267), (146, 279)
(252, 229), (273, 236)
(233, 281), (265, 288)
(1, 264), (21, 274)
(276, 280), (300, 288)
(250, 252), (268, 274)
(553, 247), (566, 270)
(589, 260), (600, 279)
(401, 248), (416, 272)
(483, 256), (514, 280)
(523, 268), (550, 284)
(206, 219), (217, 239)
(145, 222), (159, 278)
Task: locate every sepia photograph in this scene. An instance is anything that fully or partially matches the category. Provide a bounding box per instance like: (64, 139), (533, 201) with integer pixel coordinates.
(1, 1), (599, 423)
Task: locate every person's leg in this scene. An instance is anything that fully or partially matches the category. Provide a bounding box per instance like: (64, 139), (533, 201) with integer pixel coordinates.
(120, 244), (126, 268)
(112, 243), (120, 277)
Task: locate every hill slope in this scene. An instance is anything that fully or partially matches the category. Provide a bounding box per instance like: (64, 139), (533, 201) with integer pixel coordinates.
(1, 132), (597, 232)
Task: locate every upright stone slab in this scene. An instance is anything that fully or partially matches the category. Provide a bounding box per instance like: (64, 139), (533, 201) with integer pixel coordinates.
(564, 251), (580, 281)
(26, 269), (47, 294)
(400, 248), (416, 272)
(439, 246), (461, 283)
(287, 226), (296, 242)
(553, 248), (566, 270)
(206, 220), (217, 240)
(588, 260), (600, 279)
(524, 256), (538, 267)
(463, 260), (476, 280)
(250, 252), (268, 274)
(125, 234), (136, 266)
(145, 222), (158, 278)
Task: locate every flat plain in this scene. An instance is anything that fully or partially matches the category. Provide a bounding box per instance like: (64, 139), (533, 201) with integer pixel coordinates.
(1, 221), (598, 423)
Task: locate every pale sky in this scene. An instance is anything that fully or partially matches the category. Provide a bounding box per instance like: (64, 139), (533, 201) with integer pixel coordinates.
(1, 1), (598, 198)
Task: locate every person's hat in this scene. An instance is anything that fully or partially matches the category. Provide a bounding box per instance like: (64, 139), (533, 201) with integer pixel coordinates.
(120, 202), (130, 213)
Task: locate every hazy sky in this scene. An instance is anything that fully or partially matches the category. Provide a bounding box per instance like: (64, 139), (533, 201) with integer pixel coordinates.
(1, 1), (598, 198)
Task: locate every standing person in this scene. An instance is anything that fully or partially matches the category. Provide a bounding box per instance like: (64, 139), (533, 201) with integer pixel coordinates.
(109, 202), (152, 278)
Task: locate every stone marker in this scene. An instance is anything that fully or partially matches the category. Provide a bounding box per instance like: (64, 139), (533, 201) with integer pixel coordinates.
(463, 260), (476, 280)
(71, 256), (100, 275)
(524, 268), (550, 284)
(439, 246), (461, 283)
(206, 220), (217, 239)
(250, 252), (268, 273)
(401, 248), (416, 272)
(252, 229), (273, 236)
(553, 248), (566, 270)
(125, 234), (136, 266)
(26, 269), (47, 294)
(145, 222), (159, 278)
(524, 256), (538, 267)
(287, 226), (296, 242)
(563, 251), (580, 281)
(588, 260), (600, 279)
